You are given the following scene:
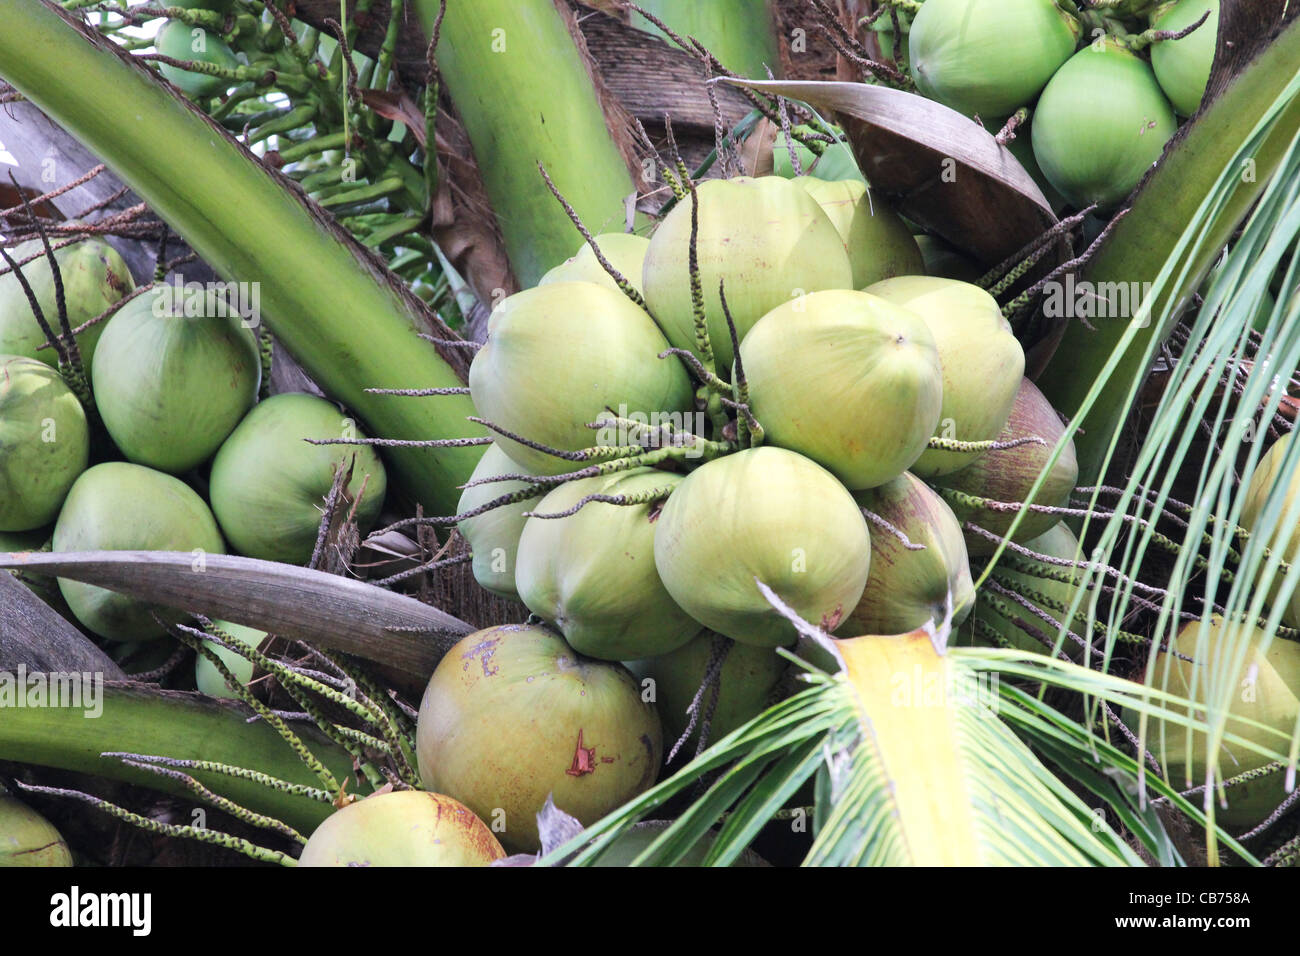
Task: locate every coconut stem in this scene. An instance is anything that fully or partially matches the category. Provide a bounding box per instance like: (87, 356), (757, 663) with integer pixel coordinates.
(114, 753), (309, 844)
(718, 278), (761, 447)
(861, 508), (927, 551)
(979, 581), (1092, 655)
(536, 162), (647, 311)
(659, 347), (730, 391)
(100, 752), (335, 805)
(995, 108), (1031, 147)
(364, 385), (471, 395)
(1003, 209), (1131, 325)
(668, 632), (732, 763)
(422, 0), (447, 208)
(976, 205), (1096, 295)
(13, 781), (297, 866)
(926, 435), (1047, 455)
(171, 623), (344, 797)
(1130, 9), (1212, 51)
(309, 435), (493, 449)
(258, 325), (274, 400)
(808, 0), (910, 87)
(681, 154), (718, 380)
(523, 487), (675, 520)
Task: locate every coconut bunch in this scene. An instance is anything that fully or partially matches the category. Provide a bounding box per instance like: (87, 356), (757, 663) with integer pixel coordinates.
(1126, 618), (1300, 830)
(393, 168), (1104, 852)
(0, 236), (389, 684)
(865, 0), (1218, 213)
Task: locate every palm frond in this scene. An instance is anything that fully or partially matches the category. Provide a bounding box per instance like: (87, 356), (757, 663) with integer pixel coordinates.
(1036, 76), (1300, 859)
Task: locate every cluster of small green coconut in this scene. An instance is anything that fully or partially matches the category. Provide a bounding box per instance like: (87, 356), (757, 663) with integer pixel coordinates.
(0, 237), (387, 664)
(384, 169), (1096, 857)
(888, 0), (1219, 211)
(150, 0), (241, 99)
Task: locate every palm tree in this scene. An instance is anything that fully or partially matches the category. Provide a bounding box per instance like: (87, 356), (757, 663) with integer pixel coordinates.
(1, 0), (1298, 866)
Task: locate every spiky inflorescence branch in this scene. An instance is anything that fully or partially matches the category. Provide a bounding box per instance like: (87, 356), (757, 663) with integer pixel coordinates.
(976, 205), (1096, 293)
(110, 753), (308, 844)
(537, 162), (647, 311)
(195, 619), (419, 788)
(1003, 210), (1131, 324)
(668, 633), (733, 763)
(926, 435), (1047, 454)
(719, 278), (762, 447)
(168, 622), (343, 797)
(861, 508), (926, 551)
(523, 487), (675, 521)
(14, 781), (296, 866)
(100, 752), (334, 804)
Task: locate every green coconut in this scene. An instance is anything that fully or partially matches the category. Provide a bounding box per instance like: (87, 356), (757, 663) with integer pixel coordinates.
(52, 462), (226, 641)
(0, 236), (134, 375)
(938, 376), (1079, 555)
(92, 289), (259, 474)
(794, 177), (925, 289)
(870, 8), (911, 63)
(915, 235), (983, 283)
(0, 796), (73, 867)
(773, 126), (864, 184)
(642, 176), (853, 374)
(1129, 619), (1300, 828)
(168, 0), (234, 10)
(1031, 40), (1178, 211)
(1006, 130), (1069, 214)
(467, 281), (694, 475)
(457, 443), (542, 600)
(865, 276), (1025, 477)
(515, 469), (699, 661)
(155, 19), (239, 98)
(195, 621), (265, 699)
(626, 630), (787, 750)
(538, 233), (650, 297)
(908, 0), (1080, 119)
(840, 472), (973, 637)
(653, 447), (872, 647)
(962, 522), (1091, 655)
(738, 290), (943, 489)
(208, 392), (387, 565)
(0, 356), (89, 532)
(1240, 433), (1300, 626)
(298, 790), (506, 866)
(415, 624), (662, 852)
(1150, 0), (1219, 116)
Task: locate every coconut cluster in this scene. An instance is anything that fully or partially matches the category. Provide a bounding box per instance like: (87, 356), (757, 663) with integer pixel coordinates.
(414, 172), (1093, 850)
(894, 0), (1218, 212)
(0, 240), (388, 666)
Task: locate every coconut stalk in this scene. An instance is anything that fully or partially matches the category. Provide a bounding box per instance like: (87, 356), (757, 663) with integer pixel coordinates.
(1038, 8), (1300, 481)
(631, 0), (783, 79)
(0, 683), (356, 834)
(416, 0), (643, 286)
(0, 0), (483, 514)
(0, 551), (473, 690)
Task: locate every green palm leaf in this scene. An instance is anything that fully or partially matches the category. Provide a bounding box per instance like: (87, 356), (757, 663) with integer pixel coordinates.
(536, 584), (1291, 867)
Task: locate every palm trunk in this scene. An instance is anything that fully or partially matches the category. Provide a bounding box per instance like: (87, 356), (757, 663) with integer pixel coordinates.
(420, 0), (645, 287)
(632, 0), (783, 79)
